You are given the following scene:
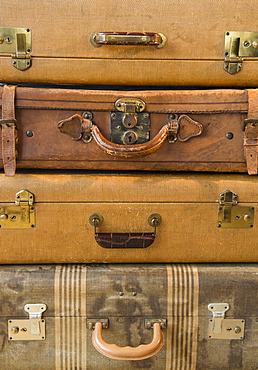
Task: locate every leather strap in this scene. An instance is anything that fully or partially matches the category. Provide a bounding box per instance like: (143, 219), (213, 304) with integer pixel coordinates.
(1, 85), (17, 176)
(244, 90), (258, 175)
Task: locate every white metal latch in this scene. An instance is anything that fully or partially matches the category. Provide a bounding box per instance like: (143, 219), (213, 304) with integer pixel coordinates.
(208, 303), (245, 340)
(208, 303), (229, 334)
(24, 303), (47, 335)
(8, 303), (47, 341)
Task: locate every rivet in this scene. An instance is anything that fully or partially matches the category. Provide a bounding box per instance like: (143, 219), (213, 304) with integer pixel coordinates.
(0, 214), (8, 221)
(226, 327), (232, 332)
(119, 292), (124, 296)
(143, 113), (149, 118)
(111, 113), (116, 118)
(132, 291), (137, 296)
(118, 318), (124, 322)
(26, 130), (34, 138)
(225, 132), (234, 140)
(234, 326), (241, 334)
(252, 40), (258, 49)
(0, 37), (4, 44)
(217, 223), (222, 228)
(145, 321), (152, 329)
(244, 214), (251, 221)
(170, 114), (176, 120)
(21, 327), (27, 332)
(11, 326), (19, 334)
(244, 40), (250, 47)
(116, 125), (121, 130)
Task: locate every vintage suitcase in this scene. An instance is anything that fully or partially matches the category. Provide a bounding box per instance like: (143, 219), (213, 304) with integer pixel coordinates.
(0, 172), (258, 264)
(1, 0), (258, 87)
(1, 85), (258, 177)
(0, 263), (257, 369)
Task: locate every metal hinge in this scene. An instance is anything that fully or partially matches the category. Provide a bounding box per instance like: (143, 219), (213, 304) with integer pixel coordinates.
(0, 27), (31, 71)
(0, 189), (35, 228)
(224, 31), (258, 74)
(8, 304), (47, 341)
(208, 303), (245, 340)
(217, 190), (254, 228)
(110, 97), (150, 145)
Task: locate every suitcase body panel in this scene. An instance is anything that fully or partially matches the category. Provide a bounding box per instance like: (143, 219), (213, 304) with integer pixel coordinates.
(0, 85), (256, 174)
(0, 264), (257, 369)
(1, 0), (258, 86)
(0, 172), (257, 264)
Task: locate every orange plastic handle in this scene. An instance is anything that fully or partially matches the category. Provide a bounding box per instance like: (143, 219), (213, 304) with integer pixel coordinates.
(92, 322), (164, 361)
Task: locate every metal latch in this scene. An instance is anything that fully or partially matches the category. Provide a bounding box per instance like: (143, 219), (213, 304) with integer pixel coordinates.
(8, 304), (47, 341)
(208, 303), (245, 340)
(110, 97), (150, 145)
(224, 31), (258, 74)
(217, 190), (254, 228)
(0, 189), (35, 228)
(0, 27), (31, 71)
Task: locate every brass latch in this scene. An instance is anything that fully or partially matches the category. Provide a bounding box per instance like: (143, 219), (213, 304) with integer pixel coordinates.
(8, 304), (47, 341)
(208, 303), (245, 340)
(0, 189), (35, 228)
(0, 27), (31, 71)
(217, 190), (254, 228)
(224, 31), (258, 74)
(110, 97), (150, 145)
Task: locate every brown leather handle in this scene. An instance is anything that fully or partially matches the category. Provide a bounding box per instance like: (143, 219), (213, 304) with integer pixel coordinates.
(91, 123), (169, 158)
(95, 232), (155, 249)
(58, 113), (203, 158)
(90, 32), (167, 48)
(92, 322), (164, 361)
(89, 213), (161, 249)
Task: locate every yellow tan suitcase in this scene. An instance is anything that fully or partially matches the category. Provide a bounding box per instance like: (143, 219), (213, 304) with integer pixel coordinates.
(0, 172), (257, 264)
(1, 0), (258, 86)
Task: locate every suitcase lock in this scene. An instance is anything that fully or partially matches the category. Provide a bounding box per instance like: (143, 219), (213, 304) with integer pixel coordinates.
(208, 303), (245, 340)
(110, 98), (150, 145)
(0, 189), (35, 229)
(0, 27), (32, 71)
(8, 304), (47, 341)
(217, 190), (254, 228)
(224, 31), (258, 74)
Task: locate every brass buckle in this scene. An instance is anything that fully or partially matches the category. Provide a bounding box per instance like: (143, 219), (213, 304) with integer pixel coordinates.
(0, 118), (17, 128)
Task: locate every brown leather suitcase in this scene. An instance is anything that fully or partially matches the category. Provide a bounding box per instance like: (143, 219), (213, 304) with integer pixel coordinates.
(1, 0), (258, 87)
(0, 172), (258, 264)
(1, 84), (258, 176)
(0, 263), (257, 369)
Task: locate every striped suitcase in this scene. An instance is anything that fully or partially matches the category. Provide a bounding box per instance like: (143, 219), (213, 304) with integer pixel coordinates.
(0, 263), (257, 369)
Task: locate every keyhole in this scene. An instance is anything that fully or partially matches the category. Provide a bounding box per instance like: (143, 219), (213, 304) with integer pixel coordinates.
(122, 131), (138, 145)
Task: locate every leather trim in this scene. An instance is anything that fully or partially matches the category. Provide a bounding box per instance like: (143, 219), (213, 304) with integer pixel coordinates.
(244, 90), (258, 175)
(1, 85), (17, 176)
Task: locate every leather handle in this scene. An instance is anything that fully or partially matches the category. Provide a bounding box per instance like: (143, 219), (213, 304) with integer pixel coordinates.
(89, 213), (161, 249)
(95, 232), (155, 249)
(58, 113), (203, 158)
(92, 322), (164, 361)
(90, 32), (167, 48)
(91, 123), (169, 158)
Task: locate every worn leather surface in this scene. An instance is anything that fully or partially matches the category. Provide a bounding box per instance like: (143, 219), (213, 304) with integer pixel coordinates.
(0, 85), (252, 173)
(95, 232), (155, 248)
(244, 90), (258, 174)
(1, 85), (17, 176)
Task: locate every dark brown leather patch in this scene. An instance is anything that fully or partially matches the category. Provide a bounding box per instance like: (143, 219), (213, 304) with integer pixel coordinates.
(95, 232), (155, 248)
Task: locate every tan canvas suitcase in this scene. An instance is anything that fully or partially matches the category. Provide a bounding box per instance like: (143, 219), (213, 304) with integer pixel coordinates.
(1, 84), (258, 176)
(0, 172), (258, 264)
(0, 263), (257, 369)
(1, 0), (258, 86)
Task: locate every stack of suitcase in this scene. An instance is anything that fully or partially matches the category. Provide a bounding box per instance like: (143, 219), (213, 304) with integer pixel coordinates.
(0, 1), (257, 368)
